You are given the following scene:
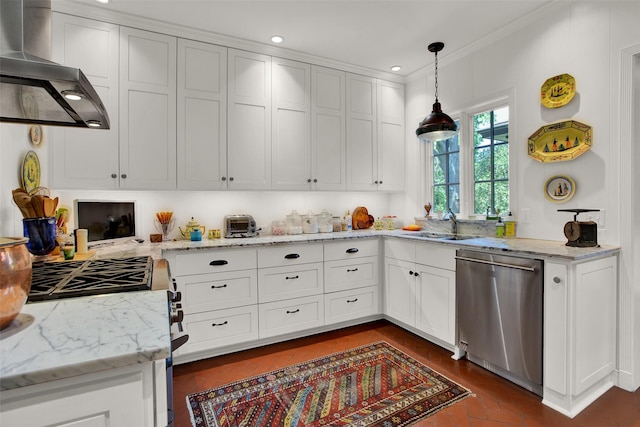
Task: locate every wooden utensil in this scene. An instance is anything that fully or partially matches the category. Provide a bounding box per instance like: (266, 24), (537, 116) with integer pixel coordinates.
(43, 197), (58, 218)
(31, 195), (45, 218)
(13, 193), (35, 218)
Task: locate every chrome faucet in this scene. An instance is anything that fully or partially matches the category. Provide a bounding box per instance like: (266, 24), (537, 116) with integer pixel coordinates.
(447, 207), (458, 235)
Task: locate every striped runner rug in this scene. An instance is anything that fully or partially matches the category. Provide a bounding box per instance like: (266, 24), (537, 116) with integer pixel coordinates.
(186, 341), (471, 427)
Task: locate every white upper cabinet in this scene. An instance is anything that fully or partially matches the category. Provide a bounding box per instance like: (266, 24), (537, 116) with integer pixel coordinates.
(119, 27), (177, 189)
(50, 14), (120, 189)
(271, 58), (311, 190)
(177, 39), (227, 190)
(227, 49), (272, 190)
(377, 79), (405, 192)
(346, 74), (404, 192)
(346, 73), (377, 191)
(311, 66), (346, 191)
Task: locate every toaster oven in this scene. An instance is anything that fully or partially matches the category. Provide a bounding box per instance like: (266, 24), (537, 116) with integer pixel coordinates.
(224, 215), (258, 238)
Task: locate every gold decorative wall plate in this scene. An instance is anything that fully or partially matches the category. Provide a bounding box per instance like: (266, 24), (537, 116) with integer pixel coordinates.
(528, 120), (592, 163)
(541, 73), (576, 108)
(544, 175), (576, 203)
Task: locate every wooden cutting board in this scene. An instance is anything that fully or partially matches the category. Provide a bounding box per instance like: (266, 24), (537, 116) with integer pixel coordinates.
(49, 250), (96, 263)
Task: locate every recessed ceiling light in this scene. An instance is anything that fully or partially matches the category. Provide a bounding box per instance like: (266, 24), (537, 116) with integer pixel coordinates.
(86, 120), (102, 128)
(390, 65), (402, 72)
(96, 0), (109, 4)
(271, 35), (284, 44)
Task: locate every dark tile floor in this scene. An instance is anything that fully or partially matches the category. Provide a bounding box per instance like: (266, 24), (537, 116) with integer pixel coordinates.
(173, 320), (640, 426)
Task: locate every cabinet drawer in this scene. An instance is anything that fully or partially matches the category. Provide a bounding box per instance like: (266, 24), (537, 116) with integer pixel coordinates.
(177, 270), (258, 314)
(324, 239), (378, 261)
(258, 263), (323, 303)
(258, 244), (323, 268)
(177, 305), (259, 356)
(258, 295), (324, 338)
(325, 286), (379, 325)
(415, 243), (456, 271)
(173, 248), (257, 276)
(384, 239), (416, 262)
(324, 256), (378, 292)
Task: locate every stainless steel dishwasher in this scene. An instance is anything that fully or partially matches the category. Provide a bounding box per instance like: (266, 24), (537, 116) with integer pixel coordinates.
(456, 249), (543, 396)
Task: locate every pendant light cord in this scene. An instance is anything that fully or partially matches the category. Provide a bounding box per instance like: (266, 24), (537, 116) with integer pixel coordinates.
(434, 50), (439, 102)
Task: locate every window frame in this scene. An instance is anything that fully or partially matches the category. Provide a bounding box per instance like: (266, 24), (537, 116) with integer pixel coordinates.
(421, 93), (514, 219)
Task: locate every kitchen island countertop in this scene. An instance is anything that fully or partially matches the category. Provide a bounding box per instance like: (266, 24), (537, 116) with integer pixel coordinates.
(0, 290), (170, 391)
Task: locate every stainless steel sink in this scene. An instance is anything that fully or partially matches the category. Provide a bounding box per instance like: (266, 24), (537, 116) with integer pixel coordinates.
(413, 232), (476, 240)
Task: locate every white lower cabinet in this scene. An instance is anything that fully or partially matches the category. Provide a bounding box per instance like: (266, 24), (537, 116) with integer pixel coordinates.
(542, 255), (618, 417)
(384, 239), (456, 346)
(179, 305), (259, 355)
(325, 286), (379, 325)
(0, 361), (165, 427)
(259, 295), (324, 338)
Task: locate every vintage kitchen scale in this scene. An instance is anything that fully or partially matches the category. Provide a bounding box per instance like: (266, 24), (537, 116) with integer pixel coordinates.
(558, 209), (599, 247)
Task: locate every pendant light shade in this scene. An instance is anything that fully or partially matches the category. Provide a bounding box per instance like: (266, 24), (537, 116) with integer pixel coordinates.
(416, 42), (458, 142)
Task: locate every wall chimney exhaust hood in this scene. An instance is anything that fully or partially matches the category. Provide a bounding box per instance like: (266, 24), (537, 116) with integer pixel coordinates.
(0, 0), (110, 129)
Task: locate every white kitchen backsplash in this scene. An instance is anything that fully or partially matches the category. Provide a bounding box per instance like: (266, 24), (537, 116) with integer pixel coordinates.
(49, 190), (394, 242)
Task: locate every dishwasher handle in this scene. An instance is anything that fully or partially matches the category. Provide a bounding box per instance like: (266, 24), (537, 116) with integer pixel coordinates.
(455, 255), (537, 272)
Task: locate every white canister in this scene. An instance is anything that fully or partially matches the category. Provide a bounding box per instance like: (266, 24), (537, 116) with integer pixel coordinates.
(302, 213), (318, 234)
(75, 229), (88, 254)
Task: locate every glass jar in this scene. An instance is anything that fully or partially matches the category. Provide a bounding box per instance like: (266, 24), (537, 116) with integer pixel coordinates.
(271, 220), (286, 236)
(286, 210), (302, 235)
(374, 217), (384, 230)
(332, 216), (342, 232)
(302, 212), (318, 234)
(317, 209), (333, 233)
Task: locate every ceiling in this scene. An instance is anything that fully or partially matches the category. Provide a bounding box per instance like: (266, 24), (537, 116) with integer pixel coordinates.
(62, 0), (554, 77)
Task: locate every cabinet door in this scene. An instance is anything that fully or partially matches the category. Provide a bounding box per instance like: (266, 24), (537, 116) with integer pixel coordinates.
(415, 264), (456, 345)
(272, 58), (311, 190)
(120, 27), (177, 189)
(377, 79), (405, 192)
(311, 66), (346, 190)
(227, 49), (272, 189)
(384, 258), (416, 326)
(177, 39), (227, 190)
(346, 73), (377, 190)
(50, 14), (120, 189)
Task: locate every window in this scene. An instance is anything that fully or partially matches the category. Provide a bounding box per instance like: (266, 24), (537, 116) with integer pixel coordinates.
(473, 107), (509, 215)
(429, 105), (509, 217)
(433, 124), (460, 214)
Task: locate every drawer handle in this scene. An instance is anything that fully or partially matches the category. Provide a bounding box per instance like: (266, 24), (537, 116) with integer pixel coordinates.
(286, 309), (300, 314)
(209, 260), (229, 266)
(347, 268), (359, 272)
(346, 248), (359, 254)
(212, 321), (228, 327)
(347, 298), (358, 303)
(285, 253), (300, 259)
(211, 284), (228, 289)
(286, 275), (299, 280)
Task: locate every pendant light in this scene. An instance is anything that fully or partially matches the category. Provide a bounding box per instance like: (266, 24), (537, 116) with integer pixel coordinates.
(416, 42), (458, 142)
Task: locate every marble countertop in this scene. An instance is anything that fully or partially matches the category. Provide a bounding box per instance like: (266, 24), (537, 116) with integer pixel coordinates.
(0, 291), (170, 391)
(101, 229), (618, 261)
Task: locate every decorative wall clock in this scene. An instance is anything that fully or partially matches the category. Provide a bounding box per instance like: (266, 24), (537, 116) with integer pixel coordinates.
(541, 73), (576, 108)
(528, 120), (592, 162)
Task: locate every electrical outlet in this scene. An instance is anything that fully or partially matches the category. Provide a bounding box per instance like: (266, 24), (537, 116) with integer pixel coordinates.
(520, 208), (530, 223)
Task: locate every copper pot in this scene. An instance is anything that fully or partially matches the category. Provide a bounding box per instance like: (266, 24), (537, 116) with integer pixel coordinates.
(0, 237), (32, 330)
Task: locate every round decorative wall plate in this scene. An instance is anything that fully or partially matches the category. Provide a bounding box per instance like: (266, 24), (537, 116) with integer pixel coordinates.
(540, 73), (576, 108)
(29, 125), (43, 148)
(21, 150), (41, 195)
(528, 120), (592, 163)
(544, 175), (576, 203)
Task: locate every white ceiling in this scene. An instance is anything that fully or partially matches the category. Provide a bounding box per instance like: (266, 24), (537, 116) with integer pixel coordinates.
(64, 0), (554, 76)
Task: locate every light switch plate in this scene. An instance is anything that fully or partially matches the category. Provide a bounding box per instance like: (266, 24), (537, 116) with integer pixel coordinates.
(520, 208), (530, 223)
(587, 209), (605, 227)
